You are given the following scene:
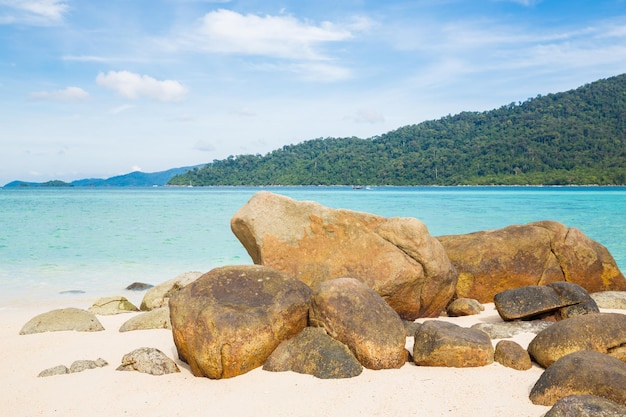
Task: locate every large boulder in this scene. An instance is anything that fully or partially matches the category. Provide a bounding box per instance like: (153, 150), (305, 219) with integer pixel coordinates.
(20, 308), (104, 335)
(309, 277), (408, 369)
(530, 350), (626, 406)
(413, 320), (494, 367)
(169, 265), (312, 379)
(263, 327), (363, 379)
(527, 313), (626, 368)
(437, 221), (626, 302)
(231, 191), (457, 320)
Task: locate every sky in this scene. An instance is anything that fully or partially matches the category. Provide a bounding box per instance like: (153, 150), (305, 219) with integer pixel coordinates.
(1, 0), (626, 185)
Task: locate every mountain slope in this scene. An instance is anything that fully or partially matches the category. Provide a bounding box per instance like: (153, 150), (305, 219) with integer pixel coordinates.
(170, 74), (626, 186)
(4, 166), (199, 188)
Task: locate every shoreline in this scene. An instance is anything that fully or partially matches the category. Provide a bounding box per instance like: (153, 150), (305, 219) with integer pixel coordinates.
(5, 298), (623, 416)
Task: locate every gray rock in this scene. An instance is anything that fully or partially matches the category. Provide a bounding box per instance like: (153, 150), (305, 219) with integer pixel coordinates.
(545, 394), (626, 417)
(38, 358), (108, 377)
(119, 307), (171, 332)
(263, 327), (363, 379)
(591, 291), (626, 310)
(38, 365), (69, 377)
(471, 320), (553, 339)
(125, 282), (154, 291)
(69, 358), (108, 373)
(20, 308), (104, 335)
(413, 320), (494, 367)
(117, 347), (180, 375)
(88, 296), (139, 315)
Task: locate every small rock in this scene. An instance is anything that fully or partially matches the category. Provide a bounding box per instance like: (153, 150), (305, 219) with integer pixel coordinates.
(544, 394), (626, 417)
(119, 307), (171, 332)
(413, 320), (494, 367)
(494, 340), (532, 370)
(20, 308), (104, 335)
(446, 298), (484, 317)
(125, 282), (154, 291)
(69, 358), (108, 373)
(38, 365), (69, 377)
(88, 296), (139, 315)
(117, 347), (180, 375)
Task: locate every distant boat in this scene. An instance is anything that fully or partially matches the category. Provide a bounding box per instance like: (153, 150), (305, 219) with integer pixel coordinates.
(187, 181), (193, 188)
(352, 185), (363, 189)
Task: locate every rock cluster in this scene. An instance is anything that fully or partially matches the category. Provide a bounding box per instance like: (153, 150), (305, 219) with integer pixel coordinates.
(18, 192), (626, 415)
(230, 191), (457, 320)
(38, 358), (108, 377)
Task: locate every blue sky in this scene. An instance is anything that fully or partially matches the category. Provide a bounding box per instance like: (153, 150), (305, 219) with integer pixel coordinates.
(1, 0), (625, 184)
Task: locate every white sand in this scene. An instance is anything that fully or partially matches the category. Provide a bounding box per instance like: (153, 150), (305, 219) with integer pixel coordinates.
(2, 299), (621, 417)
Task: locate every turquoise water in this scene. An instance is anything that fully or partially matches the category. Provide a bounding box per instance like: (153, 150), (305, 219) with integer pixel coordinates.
(1, 186), (625, 306)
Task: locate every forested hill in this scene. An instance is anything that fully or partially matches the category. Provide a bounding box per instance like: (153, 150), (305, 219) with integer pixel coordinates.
(169, 74), (626, 186)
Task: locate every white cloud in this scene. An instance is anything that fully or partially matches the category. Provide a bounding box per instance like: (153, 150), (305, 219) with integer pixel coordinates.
(29, 86), (89, 101)
(176, 9), (352, 61)
(0, 0), (68, 24)
(96, 70), (188, 102)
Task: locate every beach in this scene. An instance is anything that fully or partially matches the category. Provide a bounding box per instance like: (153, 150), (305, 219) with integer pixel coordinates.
(5, 295), (623, 417)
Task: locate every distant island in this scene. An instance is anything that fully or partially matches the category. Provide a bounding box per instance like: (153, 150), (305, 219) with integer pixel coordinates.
(168, 73), (626, 186)
(4, 166), (201, 188)
(6, 74), (626, 188)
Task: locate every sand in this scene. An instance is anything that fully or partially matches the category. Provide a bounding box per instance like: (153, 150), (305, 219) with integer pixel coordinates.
(2, 297), (622, 417)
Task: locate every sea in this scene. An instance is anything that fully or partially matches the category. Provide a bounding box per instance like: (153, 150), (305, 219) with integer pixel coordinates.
(1, 186), (625, 308)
